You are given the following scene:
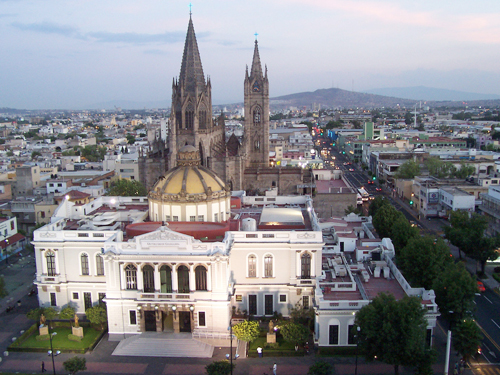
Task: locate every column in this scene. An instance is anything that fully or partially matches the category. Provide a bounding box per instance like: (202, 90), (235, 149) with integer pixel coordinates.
(189, 264), (195, 292)
(311, 251), (316, 277)
(119, 263), (125, 290)
(296, 250), (301, 278)
(207, 264), (212, 291)
(137, 264), (143, 292)
(154, 264), (161, 293)
(172, 264), (178, 293)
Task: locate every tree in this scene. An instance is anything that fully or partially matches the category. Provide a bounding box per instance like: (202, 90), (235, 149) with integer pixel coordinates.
(126, 134), (136, 145)
(307, 361), (333, 375)
(355, 293), (431, 375)
(205, 360), (234, 375)
(372, 204), (405, 239)
(106, 179), (147, 197)
(63, 356), (87, 375)
(31, 151), (42, 160)
(368, 196), (389, 217)
(452, 319), (482, 361)
(0, 276), (7, 298)
(344, 205), (362, 216)
(60, 306), (76, 327)
(390, 218), (419, 255)
(398, 236), (452, 290)
(432, 262), (477, 325)
(27, 307), (58, 327)
(85, 304), (107, 330)
(454, 163), (475, 179)
(232, 320), (260, 342)
(394, 160), (420, 179)
(280, 322), (309, 347)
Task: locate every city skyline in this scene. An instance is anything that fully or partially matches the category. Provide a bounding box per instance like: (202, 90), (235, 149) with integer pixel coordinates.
(1, 0), (500, 109)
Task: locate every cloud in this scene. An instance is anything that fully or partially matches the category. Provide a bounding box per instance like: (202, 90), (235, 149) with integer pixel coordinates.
(0, 13), (17, 18)
(10, 21), (201, 46)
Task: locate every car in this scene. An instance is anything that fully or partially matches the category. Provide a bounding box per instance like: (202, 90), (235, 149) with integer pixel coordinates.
(376, 187), (382, 192)
(477, 281), (486, 292)
(368, 180), (374, 184)
(349, 168), (354, 171)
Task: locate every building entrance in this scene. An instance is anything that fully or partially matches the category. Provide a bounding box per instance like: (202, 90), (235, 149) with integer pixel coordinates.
(144, 311), (156, 332)
(179, 311), (191, 332)
(162, 312), (174, 332)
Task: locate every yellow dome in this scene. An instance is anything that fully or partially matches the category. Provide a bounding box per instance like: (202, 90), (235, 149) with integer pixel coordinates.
(148, 146), (229, 203)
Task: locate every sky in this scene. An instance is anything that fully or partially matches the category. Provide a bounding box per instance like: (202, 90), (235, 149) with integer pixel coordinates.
(2, 0), (500, 109)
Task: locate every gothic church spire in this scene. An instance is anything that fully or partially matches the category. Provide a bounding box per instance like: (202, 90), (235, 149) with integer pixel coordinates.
(250, 40), (263, 79)
(179, 17), (206, 93)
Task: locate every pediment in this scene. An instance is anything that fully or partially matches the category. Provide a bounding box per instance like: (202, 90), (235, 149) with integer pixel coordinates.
(136, 226), (194, 243)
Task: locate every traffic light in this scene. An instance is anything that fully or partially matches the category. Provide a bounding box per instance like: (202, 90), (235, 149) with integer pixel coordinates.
(342, 151), (345, 154)
(409, 200), (414, 206)
(372, 176), (376, 181)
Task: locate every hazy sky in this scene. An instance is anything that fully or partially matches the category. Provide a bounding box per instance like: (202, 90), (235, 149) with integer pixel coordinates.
(2, 0), (500, 109)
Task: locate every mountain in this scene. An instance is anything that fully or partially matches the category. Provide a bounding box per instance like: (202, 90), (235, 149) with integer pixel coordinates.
(84, 99), (169, 110)
(266, 88), (416, 109)
(363, 86), (500, 101)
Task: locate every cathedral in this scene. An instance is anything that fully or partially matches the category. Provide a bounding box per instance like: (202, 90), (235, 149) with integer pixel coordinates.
(141, 15), (311, 195)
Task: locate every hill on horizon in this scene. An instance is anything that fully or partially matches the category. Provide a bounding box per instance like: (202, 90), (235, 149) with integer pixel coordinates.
(363, 86), (500, 101)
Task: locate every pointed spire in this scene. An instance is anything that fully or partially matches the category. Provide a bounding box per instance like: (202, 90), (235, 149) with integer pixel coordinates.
(250, 39), (263, 79)
(179, 16), (206, 93)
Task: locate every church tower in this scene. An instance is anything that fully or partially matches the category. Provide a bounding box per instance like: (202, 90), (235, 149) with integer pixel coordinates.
(243, 39), (270, 168)
(168, 15), (225, 171)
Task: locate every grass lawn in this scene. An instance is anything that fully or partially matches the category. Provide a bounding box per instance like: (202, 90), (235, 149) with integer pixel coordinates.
(249, 336), (296, 351)
(16, 326), (102, 351)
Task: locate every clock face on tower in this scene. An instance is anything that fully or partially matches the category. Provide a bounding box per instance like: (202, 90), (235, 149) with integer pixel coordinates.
(253, 81), (260, 92)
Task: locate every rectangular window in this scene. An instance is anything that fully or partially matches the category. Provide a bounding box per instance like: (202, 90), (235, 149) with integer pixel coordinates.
(96, 255), (104, 276)
(248, 256), (256, 277)
(214, 213), (218, 222)
(264, 255), (273, 277)
(235, 295), (243, 302)
(129, 310), (137, 325)
(190, 216), (196, 222)
(98, 293), (106, 304)
(165, 215), (171, 221)
(348, 325), (356, 345)
(303, 296), (309, 310)
(84, 292), (92, 310)
(198, 312), (206, 327)
(172, 216), (179, 222)
(50, 292), (57, 306)
(198, 215), (204, 221)
(279, 294), (287, 303)
(249, 295), (257, 315)
(265, 295), (273, 315)
(72, 292), (79, 300)
(329, 325), (339, 345)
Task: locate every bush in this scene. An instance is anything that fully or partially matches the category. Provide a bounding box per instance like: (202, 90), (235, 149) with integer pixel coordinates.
(36, 334), (50, 341)
(494, 267), (500, 273)
(308, 361), (333, 375)
(68, 334), (83, 342)
(493, 273), (500, 283)
(232, 321), (260, 342)
(265, 342), (279, 349)
(205, 360), (234, 375)
(63, 356), (86, 375)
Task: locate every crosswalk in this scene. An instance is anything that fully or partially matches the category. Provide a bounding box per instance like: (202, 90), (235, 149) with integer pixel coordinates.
(470, 364), (500, 375)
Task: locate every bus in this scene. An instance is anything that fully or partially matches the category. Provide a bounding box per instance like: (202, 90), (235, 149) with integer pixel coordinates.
(358, 188), (369, 201)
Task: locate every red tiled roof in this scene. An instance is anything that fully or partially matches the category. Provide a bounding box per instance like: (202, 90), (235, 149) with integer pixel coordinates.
(1, 233), (26, 249)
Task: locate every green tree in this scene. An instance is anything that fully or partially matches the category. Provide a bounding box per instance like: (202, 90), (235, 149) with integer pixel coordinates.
(60, 306), (76, 327)
(372, 204), (405, 239)
(107, 179), (147, 197)
(368, 196), (389, 217)
(344, 205), (362, 216)
(63, 356), (87, 375)
(280, 322), (309, 347)
(398, 236), (452, 290)
(432, 262), (477, 325)
(85, 304), (107, 330)
(394, 160), (420, 179)
(27, 307), (59, 327)
(453, 163), (475, 179)
(126, 134), (136, 145)
(356, 293), (431, 375)
(452, 319), (483, 361)
(232, 320), (260, 342)
(205, 360), (234, 375)
(0, 276), (8, 298)
(390, 218), (419, 255)
(307, 361), (333, 375)
(31, 151), (42, 160)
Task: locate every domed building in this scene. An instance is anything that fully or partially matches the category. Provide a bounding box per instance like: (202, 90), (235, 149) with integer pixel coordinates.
(148, 145), (231, 223)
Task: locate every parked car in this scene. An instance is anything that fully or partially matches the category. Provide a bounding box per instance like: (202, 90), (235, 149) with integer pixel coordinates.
(477, 281), (486, 292)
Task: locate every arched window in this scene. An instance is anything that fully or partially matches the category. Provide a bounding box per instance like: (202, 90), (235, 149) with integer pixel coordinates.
(143, 265), (155, 293)
(96, 254), (104, 276)
(264, 255), (273, 278)
(81, 253), (89, 275)
(185, 103), (194, 129)
(125, 265), (137, 290)
(253, 107), (261, 123)
(195, 265), (207, 291)
(248, 255), (256, 278)
(176, 111), (182, 129)
(177, 265), (190, 293)
(160, 265), (172, 293)
(46, 251), (56, 276)
(301, 253), (311, 279)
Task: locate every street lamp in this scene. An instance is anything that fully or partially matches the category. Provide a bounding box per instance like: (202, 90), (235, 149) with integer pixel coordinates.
(355, 326), (361, 375)
(48, 331), (60, 375)
(4, 238), (9, 265)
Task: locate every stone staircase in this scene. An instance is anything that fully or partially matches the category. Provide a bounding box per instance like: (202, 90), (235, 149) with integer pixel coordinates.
(112, 332), (214, 358)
